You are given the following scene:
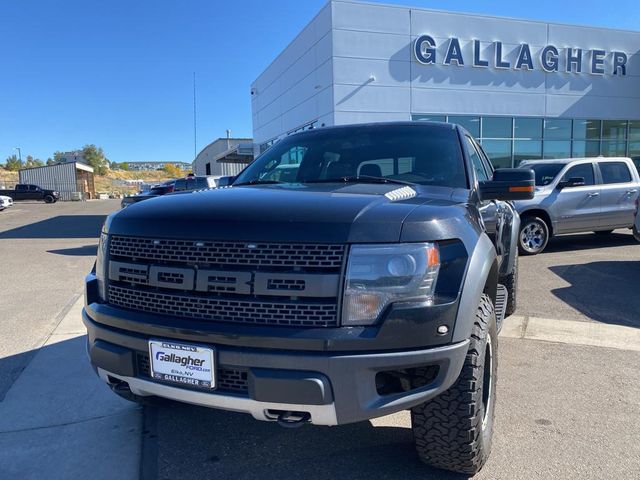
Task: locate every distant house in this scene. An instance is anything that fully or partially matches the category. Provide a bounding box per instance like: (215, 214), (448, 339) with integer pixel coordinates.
(126, 161), (192, 171)
(58, 151), (87, 165)
(192, 137), (254, 177)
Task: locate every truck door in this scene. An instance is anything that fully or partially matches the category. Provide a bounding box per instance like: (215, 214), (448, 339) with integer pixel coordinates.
(14, 184), (28, 200)
(28, 185), (42, 200)
(552, 163), (601, 234)
(596, 161), (638, 229)
(465, 136), (498, 241)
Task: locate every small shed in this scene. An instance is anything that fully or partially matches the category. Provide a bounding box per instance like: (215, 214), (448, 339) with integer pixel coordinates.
(19, 162), (95, 201)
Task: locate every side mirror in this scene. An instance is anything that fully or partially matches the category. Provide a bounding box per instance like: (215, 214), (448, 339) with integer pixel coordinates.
(216, 176), (236, 187)
(479, 168), (535, 201)
(557, 177), (585, 189)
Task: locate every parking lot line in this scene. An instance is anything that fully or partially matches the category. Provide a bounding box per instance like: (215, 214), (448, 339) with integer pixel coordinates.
(501, 315), (640, 352)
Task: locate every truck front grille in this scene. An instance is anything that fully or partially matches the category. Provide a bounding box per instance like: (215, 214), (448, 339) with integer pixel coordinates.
(109, 236), (345, 269)
(106, 235), (345, 328)
(108, 285), (338, 327)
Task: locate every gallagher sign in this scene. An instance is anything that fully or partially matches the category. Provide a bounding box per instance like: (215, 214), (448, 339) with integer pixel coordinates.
(413, 35), (628, 76)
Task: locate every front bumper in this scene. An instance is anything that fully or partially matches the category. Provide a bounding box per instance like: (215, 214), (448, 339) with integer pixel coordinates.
(84, 310), (468, 425)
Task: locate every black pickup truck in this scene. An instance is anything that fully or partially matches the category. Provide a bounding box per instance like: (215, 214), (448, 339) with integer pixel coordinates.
(84, 122), (534, 475)
(0, 184), (60, 203)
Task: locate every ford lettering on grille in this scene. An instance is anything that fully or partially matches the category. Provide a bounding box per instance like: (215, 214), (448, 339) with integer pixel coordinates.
(109, 261), (338, 298)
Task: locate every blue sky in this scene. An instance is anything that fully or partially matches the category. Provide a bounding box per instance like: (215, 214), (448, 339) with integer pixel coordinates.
(1, 0), (638, 164)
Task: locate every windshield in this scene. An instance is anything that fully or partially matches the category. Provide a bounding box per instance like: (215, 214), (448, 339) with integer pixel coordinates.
(234, 125), (467, 188)
(527, 163), (566, 186)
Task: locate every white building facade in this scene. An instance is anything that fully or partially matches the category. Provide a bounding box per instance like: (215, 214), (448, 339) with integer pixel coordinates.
(251, 0), (640, 167)
(192, 137), (254, 177)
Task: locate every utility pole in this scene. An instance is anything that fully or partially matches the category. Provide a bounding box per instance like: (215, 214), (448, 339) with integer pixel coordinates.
(13, 147), (22, 162)
(193, 72), (197, 160)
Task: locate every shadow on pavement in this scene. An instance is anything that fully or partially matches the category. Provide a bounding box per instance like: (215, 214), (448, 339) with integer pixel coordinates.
(47, 245), (98, 256)
(150, 402), (469, 480)
(543, 231), (638, 253)
(550, 260), (640, 327)
(0, 215), (106, 239)
(0, 335), (141, 479)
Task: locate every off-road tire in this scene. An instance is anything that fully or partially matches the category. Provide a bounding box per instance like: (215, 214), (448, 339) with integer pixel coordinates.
(500, 248), (518, 317)
(44, 194), (55, 203)
(594, 230), (613, 235)
(411, 294), (497, 475)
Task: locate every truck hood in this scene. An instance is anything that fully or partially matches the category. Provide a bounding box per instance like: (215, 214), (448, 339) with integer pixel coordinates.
(107, 183), (468, 243)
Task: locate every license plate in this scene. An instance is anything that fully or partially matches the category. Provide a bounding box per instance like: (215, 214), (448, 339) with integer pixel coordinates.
(148, 340), (215, 389)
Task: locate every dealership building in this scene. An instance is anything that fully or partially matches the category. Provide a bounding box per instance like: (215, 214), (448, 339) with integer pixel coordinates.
(251, 0), (640, 168)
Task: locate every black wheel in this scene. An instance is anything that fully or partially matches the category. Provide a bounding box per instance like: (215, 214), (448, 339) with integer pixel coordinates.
(500, 248), (518, 317)
(518, 216), (549, 255)
(411, 294), (497, 475)
(594, 230), (614, 235)
(44, 194), (55, 203)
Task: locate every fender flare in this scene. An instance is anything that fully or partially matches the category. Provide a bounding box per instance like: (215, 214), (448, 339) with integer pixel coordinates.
(451, 233), (498, 343)
(499, 203), (520, 277)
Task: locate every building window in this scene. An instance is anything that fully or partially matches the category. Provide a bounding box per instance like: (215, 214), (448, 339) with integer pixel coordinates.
(411, 114), (640, 168)
(448, 116), (480, 137)
(543, 140), (571, 159)
(573, 119), (601, 139)
(514, 118), (542, 139)
(544, 119), (572, 139)
(572, 141), (600, 157)
(602, 120), (628, 140)
(514, 140), (542, 165)
(628, 121), (640, 140)
(481, 140), (512, 168)
(413, 115), (446, 122)
(601, 140), (626, 156)
(482, 117), (512, 139)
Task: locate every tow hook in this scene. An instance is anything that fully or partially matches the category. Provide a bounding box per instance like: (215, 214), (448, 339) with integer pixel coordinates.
(274, 410), (311, 428)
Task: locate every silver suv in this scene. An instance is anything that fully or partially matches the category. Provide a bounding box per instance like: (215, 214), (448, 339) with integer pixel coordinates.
(514, 157), (640, 254)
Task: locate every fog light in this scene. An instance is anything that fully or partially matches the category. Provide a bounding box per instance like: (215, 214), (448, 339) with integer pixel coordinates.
(437, 325), (449, 335)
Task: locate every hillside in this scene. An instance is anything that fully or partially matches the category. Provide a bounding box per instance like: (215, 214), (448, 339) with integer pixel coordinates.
(0, 169), (183, 197)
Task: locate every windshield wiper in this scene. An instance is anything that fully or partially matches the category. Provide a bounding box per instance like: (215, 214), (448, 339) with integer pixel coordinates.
(304, 175), (416, 186)
(233, 179), (285, 186)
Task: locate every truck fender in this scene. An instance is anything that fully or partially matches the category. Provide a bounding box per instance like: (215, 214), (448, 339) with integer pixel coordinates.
(451, 233), (498, 343)
(499, 203), (520, 277)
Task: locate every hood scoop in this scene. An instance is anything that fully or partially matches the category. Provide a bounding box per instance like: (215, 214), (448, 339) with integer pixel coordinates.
(384, 186), (417, 201)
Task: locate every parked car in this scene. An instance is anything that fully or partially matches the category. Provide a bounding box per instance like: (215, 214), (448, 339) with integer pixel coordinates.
(514, 157), (640, 254)
(0, 184), (59, 203)
(121, 180), (176, 208)
(0, 195), (13, 211)
(173, 175), (217, 191)
(84, 122), (535, 475)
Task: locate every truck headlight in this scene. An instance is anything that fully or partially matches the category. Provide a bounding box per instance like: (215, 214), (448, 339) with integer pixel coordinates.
(342, 243), (440, 326)
(96, 232), (109, 301)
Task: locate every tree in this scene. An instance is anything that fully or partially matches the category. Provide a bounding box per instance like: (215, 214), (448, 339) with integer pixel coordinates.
(24, 155), (44, 168)
(163, 163), (184, 178)
(120, 162), (129, 171)
(4, 154), (23, 171)
(82, 144), (109, 175)
(46, 158), (55, 166)
(53, 151), (64, 162)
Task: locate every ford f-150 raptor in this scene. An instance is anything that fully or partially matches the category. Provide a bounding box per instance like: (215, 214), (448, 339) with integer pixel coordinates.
(83, 122), (534, 474)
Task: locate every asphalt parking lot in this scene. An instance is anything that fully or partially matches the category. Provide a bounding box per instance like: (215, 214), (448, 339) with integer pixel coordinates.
(0, 201), (639, 479)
